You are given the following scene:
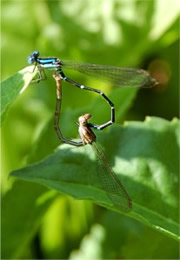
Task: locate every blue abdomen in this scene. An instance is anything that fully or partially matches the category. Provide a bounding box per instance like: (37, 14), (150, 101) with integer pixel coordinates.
(37, 58), (56, 64)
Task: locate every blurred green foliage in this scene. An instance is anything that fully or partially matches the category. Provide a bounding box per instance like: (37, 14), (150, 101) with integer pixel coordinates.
(1, 0), (179, 259)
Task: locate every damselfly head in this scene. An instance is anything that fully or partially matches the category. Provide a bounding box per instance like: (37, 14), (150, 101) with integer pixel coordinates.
(78, 114), (92, 125)
(27, 51), (39, 64)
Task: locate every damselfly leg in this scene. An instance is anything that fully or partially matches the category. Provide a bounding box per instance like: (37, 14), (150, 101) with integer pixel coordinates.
(31, 66), (47, 83)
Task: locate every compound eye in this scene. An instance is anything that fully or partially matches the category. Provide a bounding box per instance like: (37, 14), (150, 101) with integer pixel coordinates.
(33, 50), (39, 56)
(27, 56), (34, 64)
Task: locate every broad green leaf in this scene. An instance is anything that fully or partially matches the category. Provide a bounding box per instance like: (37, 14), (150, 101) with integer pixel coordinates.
(11, 117), (179, 240)
(101, 211), (179, 259)
(1, 66), (37, 122)
(1, 180), (57, 259)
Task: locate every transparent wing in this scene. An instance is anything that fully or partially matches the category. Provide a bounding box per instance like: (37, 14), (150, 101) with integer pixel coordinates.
(92, 142), (132, 212)
(62, 60), (157, 88)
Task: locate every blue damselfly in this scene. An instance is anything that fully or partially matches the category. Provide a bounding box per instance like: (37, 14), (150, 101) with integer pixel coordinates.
(28, 51), (158, 132)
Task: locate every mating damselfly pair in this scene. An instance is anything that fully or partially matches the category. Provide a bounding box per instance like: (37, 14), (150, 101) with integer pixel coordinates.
(28, 51), (157, 211)
(53, 73), (132, 211)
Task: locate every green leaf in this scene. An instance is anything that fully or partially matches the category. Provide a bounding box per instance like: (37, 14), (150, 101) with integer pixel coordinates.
(102, 211), (179, 259)
(11, 117), (179, 240)
(1, 66), (37, 122)
(1, 180), (57, 259)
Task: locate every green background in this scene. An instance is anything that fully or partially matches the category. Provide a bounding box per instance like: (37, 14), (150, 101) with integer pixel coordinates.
(1, 0), (179, 259)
